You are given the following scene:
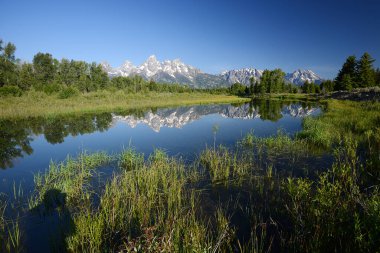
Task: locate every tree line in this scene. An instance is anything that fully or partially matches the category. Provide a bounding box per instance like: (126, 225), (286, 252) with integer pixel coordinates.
(229, 69), (299, 96)
(0, 39), (228, 97)
(1, 38), (379, 97)
(304, 53), (380, 93)
(230, 52), (380, 96)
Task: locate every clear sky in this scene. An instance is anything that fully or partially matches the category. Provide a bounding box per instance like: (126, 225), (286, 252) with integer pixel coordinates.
(0, 0), (379, 78)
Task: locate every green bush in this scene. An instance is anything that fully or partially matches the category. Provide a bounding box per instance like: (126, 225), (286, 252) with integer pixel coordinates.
(58, 87), (79, 99)
(0, 86), (22, 97)
(33, 83), (62, 94)
(43, 83), (62, 94)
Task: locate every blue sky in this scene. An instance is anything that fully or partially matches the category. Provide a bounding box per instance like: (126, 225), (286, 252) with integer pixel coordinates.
(0, 0), (379, 78)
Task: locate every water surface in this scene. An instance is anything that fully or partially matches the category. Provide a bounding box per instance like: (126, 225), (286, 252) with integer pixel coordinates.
(0, 99), (320, 195)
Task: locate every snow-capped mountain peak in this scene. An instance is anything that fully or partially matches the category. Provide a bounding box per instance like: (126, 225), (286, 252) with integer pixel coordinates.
(285, 69), (322, 85)
(104, 55), (202, 80)
(221, 68), (323, 86)
(102, 56), (323, 87)
(221, 68), (264, 85)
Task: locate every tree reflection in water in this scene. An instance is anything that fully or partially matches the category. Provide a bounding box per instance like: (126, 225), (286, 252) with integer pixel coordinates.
(0, 113), (113, 169)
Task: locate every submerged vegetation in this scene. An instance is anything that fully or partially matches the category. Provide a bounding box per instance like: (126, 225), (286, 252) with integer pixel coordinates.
(0, 98), (378, 252)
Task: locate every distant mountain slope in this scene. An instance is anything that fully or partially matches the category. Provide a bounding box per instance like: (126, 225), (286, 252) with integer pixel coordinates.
(221, 68), (323, 86)
(102, 55), (228, 88)
(102, 56), (323, 87)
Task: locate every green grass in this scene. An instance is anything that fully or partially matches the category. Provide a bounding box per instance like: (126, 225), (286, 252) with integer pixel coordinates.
(29, 151), (112, 211)
(24, 130), (380, 252)
(297, 99), (380, 147)
(2, 98), (379, 252)
(0, 90), (249, 119)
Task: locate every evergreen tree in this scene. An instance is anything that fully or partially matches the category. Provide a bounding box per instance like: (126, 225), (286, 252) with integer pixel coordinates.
(254, 81), (259, 94)
(357, 52), (376, 87)
(314, 84), (321, 93)
(260, 70), (270, 94)
(335, 56), (357, 90)
(271, 68), (286, 93)
(229, 82), (246, 96)
(302, 81), (310, 93)
(320, 80), (334, 93)
(341, 74), (353, 91)
(375, 68), (380, 86)
(249, 77), (255, 95)
(259, 69), (285, 93)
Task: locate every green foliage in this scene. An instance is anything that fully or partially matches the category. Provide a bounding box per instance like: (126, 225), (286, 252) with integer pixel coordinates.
(30, 152), (111, 209)
(33, 52), (56, 84)
(3, 42), (16, 62)
(335, 55), (357, 90)
(357, 52), (376, 87)
(341, 74), (353, 91)
(253, 69), (294, 95)
(18, 63), (36, 90)
(34, 82), (62, 95)
(320, 80), (334, 92)
(301, 81), (321, 94)
(335, 53), (377, 90)
(229, 82), (247, 96)
(0, 40), (18, 87)
(375, 68), (380, 85)
(1, 99), (376, 252)
(58, 86), (79, 99)
(298, 100), (380, 148)
(0, 86), (22, 97)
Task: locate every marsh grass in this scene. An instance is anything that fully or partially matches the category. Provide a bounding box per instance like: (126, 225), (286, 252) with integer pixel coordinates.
(297, 100), (380, 147)
(0, 198), (6, 251)
(5, 99), (379, 252)
(65, 149), (216, 252)
(25, 133), (380, 252)
(0, 90), (248, 119)
(0, 196), (24, 253)
(30, 151), (112, 211)
(200, 145), (252, 183)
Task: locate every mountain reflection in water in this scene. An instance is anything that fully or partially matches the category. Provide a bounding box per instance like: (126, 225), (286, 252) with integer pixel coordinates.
(113, 101), (318, 132)
(0, 99), (319, 169)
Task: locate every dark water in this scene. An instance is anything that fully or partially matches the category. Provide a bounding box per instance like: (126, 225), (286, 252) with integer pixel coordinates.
(0, 99), (320, 196)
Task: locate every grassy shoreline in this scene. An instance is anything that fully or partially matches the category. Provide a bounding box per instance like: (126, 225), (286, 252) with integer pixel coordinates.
(1, 98), (379, 252)
(0, 91), (250, 119)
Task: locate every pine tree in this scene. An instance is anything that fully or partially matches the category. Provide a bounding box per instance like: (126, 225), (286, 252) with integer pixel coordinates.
(341, 74), (353, 91)
(375, 68), (380, 86)
(357, 52), (376, 87)
(335, 56), (357, 90)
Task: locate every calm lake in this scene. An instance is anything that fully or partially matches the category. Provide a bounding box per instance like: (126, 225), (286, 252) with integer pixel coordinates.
(1, 99), (320, 196)
(1, 99), (325, 252)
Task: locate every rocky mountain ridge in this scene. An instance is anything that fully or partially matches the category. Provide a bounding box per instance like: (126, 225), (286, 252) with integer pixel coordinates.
(102, 56), (323, 88)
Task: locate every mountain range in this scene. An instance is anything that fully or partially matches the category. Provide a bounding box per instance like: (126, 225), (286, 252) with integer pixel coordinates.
(102, 55), (323, 88)
(113, 103), (318, 132)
